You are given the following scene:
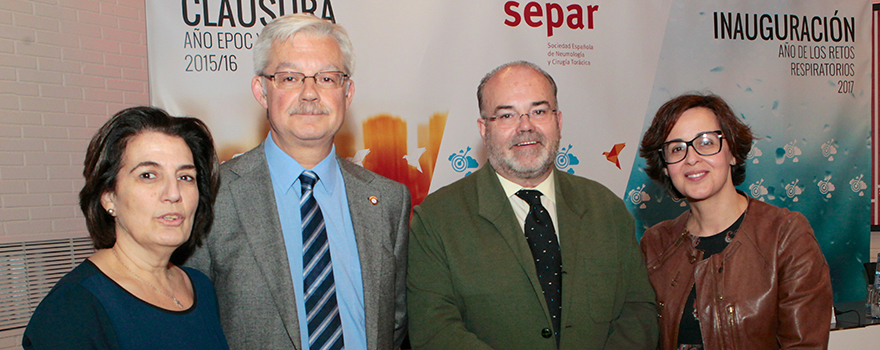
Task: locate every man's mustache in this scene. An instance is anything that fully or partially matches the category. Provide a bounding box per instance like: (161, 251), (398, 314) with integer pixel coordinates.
(289, 102), (331, 115)
(509, 132), (545, 148)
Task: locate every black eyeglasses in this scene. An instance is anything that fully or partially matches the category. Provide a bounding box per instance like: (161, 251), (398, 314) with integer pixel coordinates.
(659, 130), (724, 164)
(260, 71), (349, 89)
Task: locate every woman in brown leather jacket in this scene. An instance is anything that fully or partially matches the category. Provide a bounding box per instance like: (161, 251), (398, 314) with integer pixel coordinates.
(638, 93), (833, 350)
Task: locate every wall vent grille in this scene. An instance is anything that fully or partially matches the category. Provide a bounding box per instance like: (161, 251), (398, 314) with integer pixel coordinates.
(0, 237), (93, 331)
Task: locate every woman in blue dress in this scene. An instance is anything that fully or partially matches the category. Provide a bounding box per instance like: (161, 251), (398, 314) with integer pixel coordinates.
(22, 106), (228, 349)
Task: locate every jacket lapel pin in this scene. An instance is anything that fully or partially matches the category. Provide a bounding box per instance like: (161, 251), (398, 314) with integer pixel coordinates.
(369, 196), (379, 205)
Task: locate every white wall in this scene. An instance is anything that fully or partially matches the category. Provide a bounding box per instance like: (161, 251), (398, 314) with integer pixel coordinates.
(0, 0), (147, 240)
(0, 0), (147, 347)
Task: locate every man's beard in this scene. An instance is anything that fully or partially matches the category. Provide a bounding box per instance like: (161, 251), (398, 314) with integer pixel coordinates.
(485, 129), (560, 180)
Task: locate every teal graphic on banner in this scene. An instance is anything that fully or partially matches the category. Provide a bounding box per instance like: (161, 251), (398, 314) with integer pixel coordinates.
(625, 0), (871, 303)
(449, 147), (480, 176)
(556, 144), (580, 174)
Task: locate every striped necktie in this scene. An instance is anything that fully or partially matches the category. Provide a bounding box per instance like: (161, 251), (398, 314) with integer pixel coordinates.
(300, 170), (344, 350)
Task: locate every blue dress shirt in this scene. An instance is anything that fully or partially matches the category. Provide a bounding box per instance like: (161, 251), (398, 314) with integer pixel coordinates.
(265, 134), (366, 350)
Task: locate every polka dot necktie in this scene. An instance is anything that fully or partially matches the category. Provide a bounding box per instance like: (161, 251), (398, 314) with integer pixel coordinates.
(300, 171), (344, 350)
(515, 189), (562, 347)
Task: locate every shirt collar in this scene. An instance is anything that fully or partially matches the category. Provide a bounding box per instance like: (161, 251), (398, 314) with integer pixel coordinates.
(495, 170), (557, 204)
(264, 133), (339, 195)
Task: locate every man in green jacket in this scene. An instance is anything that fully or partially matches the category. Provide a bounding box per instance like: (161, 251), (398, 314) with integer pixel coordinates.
(407, 61), (658, 349)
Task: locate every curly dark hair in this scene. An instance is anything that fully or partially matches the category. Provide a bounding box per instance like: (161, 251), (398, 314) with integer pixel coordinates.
(79, 106), (220, 264)
(639, 93), (754, 199)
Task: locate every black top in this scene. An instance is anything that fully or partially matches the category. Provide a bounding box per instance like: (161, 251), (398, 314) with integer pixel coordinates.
(23, 259), (229, 350)
(677, 212), (745, 349)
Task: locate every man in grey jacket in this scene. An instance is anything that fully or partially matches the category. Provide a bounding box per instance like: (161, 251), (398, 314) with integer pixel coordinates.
(187, 14), (409, 350)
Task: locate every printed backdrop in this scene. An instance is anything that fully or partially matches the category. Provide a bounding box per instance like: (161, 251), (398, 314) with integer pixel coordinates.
(147, 0), (872, 302)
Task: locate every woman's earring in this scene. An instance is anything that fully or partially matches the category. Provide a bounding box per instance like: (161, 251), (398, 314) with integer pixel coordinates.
(107, 208), (115, 216)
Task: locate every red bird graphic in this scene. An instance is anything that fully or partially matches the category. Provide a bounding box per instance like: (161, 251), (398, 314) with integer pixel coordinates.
(602, 143), (626, 169)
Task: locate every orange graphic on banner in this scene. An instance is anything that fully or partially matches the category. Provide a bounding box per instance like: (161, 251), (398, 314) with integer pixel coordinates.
(217, 122), (271, 162)
(337, 113), (448, 206)
(218, 113), (447, 207)
(602, 143), (625, 169)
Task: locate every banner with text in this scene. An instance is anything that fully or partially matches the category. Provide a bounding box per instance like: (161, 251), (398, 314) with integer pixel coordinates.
(146, 0), (871, 302)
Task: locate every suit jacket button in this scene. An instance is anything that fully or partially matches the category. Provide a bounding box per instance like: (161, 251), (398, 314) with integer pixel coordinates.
(541, 328), (552, 338)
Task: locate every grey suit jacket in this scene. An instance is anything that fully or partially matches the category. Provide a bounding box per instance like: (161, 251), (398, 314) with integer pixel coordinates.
(187, 142), (410, 350)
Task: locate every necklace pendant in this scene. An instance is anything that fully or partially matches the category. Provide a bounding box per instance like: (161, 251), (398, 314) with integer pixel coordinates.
(173, 297), (183, 308)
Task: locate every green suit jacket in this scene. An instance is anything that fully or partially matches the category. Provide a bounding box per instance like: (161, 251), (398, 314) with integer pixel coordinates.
(407, 164), (658, 349)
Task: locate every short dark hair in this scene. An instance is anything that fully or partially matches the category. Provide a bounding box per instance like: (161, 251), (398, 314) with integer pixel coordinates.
(639, 93), (754, 199)
(79, 106), (220, 264)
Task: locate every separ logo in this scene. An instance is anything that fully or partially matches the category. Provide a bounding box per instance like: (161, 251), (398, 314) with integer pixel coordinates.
(448, 147), (480, 176)
(503, 1), (598, 37)
(555, 144), (580, 174)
